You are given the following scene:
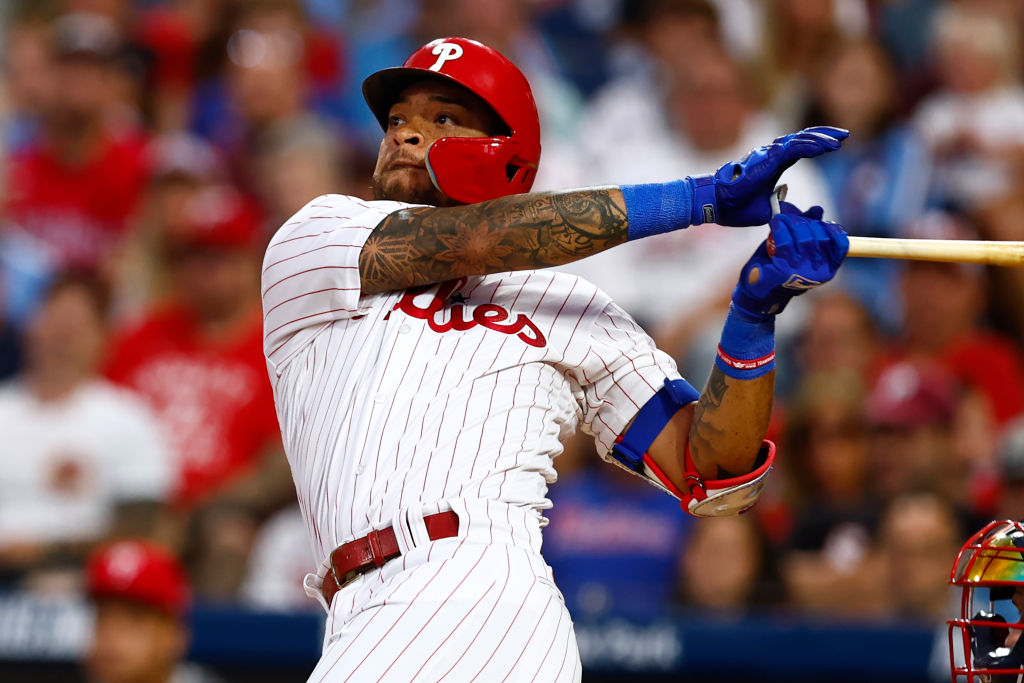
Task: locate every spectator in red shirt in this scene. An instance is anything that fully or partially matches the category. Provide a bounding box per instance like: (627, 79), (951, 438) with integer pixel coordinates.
(4, 12), (150, 274)
(879, 212), (1024, 427)
(106, 184), (284, 509)
(105, 184), (290, 597)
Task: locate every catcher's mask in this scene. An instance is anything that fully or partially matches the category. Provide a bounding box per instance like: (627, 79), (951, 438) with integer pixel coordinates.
(949, 520), (1024, 682)
(362, 36), (541, 205)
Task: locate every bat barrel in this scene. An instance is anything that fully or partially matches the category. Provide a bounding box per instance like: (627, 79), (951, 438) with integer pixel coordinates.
(847, 236), (1024, 267)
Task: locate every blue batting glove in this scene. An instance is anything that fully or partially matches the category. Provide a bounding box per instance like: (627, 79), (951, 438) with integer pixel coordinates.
(731, 201), (849, 318)
(688, 126), (849, 227)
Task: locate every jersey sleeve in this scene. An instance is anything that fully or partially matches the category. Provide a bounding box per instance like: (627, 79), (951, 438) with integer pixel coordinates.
(566, 299), (686, 457)
(261, 194), (420, 370)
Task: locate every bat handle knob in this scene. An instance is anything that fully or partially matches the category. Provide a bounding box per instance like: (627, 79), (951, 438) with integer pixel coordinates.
(769, 184), (787, 216)
(765, 185), (786, 261)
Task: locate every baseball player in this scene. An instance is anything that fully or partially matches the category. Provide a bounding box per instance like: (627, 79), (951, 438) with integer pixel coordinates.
(262, 37), (849, 681)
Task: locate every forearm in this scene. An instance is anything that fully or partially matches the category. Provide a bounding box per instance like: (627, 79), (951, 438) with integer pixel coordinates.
(358, 126), (848, 295)
(360, 187), (628, 294)
(688, 366), (773, 479)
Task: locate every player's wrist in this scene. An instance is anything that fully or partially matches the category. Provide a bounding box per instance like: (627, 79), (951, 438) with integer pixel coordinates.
(715, 302), (776, 380)
(686, 174), (717, 225)
(620, 179), (695, 241)
(730, 283), (792, 321)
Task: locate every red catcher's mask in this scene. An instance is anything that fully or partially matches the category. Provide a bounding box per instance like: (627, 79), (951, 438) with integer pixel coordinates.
(948, 519), (1024, 682)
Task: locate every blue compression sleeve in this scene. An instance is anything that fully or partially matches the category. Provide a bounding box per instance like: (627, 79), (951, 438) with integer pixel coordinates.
(621, 179), (695, 241)
(714, 304), (776, 380)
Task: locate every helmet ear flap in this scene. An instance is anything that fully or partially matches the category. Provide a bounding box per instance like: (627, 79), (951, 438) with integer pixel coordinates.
(426, 136), (535, 205)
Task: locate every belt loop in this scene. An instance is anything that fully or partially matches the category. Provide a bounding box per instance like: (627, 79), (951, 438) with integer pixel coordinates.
(366, 529), (386, 566)
(399, 504), (432, 550)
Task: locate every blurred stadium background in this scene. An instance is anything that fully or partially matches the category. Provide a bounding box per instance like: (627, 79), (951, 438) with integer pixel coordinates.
(2, 0), (1024, 680)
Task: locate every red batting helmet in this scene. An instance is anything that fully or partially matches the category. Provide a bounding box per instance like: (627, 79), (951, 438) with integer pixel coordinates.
(362, 37), (541, 205)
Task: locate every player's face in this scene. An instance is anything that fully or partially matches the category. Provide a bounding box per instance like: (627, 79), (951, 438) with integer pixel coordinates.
(372, 81), (498, 206)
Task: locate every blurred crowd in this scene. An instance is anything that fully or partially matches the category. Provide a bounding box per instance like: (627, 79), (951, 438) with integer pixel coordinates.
(2, 0), (1024, 641)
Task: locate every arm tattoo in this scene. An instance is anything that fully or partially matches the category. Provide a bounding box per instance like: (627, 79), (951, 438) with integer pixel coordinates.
(689, 366), (730, 478)
(359, 188), (629, 293)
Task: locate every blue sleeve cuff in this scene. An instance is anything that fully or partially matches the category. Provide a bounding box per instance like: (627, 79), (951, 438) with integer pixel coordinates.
(621, 179), (694, 241)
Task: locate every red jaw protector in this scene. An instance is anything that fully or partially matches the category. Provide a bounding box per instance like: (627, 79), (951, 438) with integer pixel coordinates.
(425, 136), (537, 205)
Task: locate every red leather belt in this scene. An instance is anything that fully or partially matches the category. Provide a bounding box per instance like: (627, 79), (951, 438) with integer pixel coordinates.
(320, 510), (460, 606)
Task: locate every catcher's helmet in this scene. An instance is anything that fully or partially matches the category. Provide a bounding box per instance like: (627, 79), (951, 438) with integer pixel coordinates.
(949, 520), (1024, 682)
(362, 37), (541, 205)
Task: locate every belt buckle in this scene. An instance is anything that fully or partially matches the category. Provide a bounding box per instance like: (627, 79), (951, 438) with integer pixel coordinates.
(339, 568), (362, 590)
(330, 565), (364, 592)
(329, 563), (345, 592)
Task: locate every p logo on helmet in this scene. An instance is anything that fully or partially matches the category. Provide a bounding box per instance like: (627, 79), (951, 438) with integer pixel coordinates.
(428, 42), (464, 72)
(362, 36), (542, 205)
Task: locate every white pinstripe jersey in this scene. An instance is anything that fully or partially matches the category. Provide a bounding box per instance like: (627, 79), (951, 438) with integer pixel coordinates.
(262, 194), (682, 572)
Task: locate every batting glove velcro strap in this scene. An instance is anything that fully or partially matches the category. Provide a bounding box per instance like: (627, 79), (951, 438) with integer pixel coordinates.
(641, 441), (776, 517)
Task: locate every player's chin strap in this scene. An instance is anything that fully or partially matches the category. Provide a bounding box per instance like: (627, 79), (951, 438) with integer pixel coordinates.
(610, 377), (776, 518)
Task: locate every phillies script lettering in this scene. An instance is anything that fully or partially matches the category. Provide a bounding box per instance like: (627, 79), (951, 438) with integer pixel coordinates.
(394, 279), (546, 348)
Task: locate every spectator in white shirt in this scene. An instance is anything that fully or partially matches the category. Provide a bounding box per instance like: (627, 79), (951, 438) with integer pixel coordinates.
(912, 3), (1024, 210)
(0, 272), (173, 583)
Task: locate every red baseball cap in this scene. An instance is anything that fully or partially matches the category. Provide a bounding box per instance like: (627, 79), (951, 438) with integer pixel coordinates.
(86, 540), (190, 617)
(865, 361), (958, 429)
(171, 185), (262, 252)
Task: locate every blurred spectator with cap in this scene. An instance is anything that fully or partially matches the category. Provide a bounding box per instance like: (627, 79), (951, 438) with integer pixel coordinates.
(879, 211), (1024, 429)
(0, 272), (172, 586)
(84, 539), (221, 683)
(104, 184), (291, 599)
(866, 360), (996, 527)
(111, 131), (225, 319)
(3, 10), (150, 317)
(867, 361), (960, 503)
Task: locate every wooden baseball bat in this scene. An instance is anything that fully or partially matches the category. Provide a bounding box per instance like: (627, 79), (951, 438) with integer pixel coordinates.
(769, 185), (1024, 267)
(847, 236), (1024, 267)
